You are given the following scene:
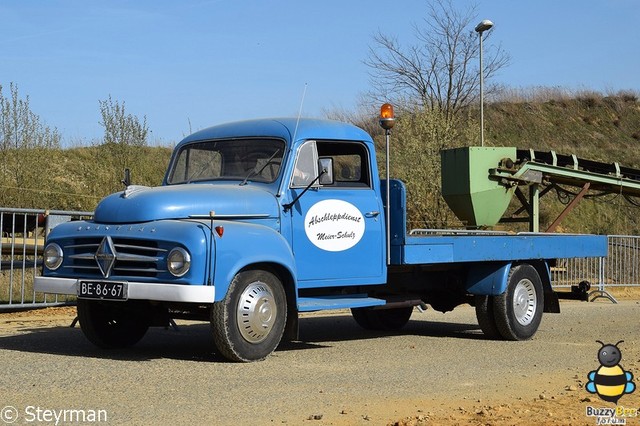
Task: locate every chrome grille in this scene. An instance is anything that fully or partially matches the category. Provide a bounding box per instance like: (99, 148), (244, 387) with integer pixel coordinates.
(62, 237), (168, 278)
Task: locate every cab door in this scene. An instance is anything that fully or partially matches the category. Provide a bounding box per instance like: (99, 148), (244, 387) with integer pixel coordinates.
(288, 140), (385, 287)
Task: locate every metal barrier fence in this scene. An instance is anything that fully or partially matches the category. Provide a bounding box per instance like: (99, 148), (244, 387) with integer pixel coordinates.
(0, 207), (92, 311)
(551, 256), (603, 289)
(606, 235), (640, 288)
(552, 235), (640, 302)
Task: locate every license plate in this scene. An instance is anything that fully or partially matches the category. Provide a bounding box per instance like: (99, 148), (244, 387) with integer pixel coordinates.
(78, 281), (128, 300)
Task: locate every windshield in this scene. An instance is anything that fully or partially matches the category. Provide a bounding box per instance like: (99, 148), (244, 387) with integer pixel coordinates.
(167, 138), (285, 185)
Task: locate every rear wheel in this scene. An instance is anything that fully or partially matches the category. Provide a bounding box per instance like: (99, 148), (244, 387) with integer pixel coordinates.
(351, 306), (413, 331)
(211, 269), (287, 362)
(77, 299), (149, 348)
(493, 264), (544, 340)
(474, 295), (501, 339)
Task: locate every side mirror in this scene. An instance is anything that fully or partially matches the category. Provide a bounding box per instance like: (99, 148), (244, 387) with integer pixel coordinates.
(318, 157), (334, 185)
(121, 168), (131, 188)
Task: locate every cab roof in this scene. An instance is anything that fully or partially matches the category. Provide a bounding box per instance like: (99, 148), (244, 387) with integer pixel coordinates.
(177, 118), (373, 148)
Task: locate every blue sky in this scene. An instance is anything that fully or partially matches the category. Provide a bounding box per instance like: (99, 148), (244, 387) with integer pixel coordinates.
(1, 0), (638, 145)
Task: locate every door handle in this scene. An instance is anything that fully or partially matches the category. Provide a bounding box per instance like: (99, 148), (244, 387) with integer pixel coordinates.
(365, 211), (380, 218)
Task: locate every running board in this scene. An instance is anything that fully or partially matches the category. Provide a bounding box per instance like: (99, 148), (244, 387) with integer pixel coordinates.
(297, 295), (386, 312)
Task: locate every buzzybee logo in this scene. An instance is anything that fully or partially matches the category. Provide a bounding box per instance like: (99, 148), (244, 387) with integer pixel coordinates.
(586, 340), (635, 403)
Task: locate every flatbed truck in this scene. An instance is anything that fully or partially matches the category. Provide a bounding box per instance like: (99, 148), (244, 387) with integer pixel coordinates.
(35, 107), (607, 361)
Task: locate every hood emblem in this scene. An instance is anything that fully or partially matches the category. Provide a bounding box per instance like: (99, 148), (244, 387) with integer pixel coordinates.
(95, 236), (117, 278)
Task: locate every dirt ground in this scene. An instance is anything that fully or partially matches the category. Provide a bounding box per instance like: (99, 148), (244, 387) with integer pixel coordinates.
(396, 286), (640, 426)
(1, 287), (639, 426)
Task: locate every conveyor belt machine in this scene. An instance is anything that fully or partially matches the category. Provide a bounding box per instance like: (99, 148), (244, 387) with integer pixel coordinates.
(441, 147), (640, 231)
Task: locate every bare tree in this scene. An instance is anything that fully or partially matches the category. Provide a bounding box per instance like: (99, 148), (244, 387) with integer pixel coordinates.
(0, 83), (61, 207)
(364, 0), (509, 120)
(98, 95), (150, 190)
(99, 95), (148, 147)
(0, 83), (61, 151)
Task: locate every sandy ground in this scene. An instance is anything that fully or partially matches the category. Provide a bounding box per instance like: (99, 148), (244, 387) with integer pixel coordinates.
(0, 288), (639, 425)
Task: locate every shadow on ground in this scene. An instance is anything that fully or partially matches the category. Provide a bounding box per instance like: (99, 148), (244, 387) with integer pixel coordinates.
(0, 313), (482, 362)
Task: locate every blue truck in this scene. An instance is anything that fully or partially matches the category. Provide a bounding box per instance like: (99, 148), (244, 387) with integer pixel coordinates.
(35, 108), (607, 362)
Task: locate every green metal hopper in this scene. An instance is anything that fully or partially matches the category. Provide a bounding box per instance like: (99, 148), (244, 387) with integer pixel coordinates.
(441, 147), (516, 228)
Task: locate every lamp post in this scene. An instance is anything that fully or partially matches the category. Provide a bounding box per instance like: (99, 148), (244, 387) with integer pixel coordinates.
(475, 19), (493, 147)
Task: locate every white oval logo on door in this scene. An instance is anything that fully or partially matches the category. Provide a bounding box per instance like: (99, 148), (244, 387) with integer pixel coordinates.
(304, 199), (365, 252)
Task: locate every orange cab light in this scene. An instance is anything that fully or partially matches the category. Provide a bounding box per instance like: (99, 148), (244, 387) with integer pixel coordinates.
(379, 103), (395, 130)
(380, 103), (394, 120)
(215, 226), (224, 237)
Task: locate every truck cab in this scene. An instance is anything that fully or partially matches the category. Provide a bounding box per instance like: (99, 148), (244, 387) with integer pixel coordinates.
(36, 118), (390, 361)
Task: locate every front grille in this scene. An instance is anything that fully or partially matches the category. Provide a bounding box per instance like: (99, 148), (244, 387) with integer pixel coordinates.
(62, 237), (168, 278)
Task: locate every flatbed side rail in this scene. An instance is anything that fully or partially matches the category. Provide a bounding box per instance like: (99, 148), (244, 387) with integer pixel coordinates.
(408, 230), (634, 304)
(409, 229), (510, 236)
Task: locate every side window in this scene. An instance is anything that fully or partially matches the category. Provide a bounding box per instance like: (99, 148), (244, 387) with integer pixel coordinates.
(291, 141), (318, 187)
(334, 154), (362, 183)
(317, 141), (371, 188)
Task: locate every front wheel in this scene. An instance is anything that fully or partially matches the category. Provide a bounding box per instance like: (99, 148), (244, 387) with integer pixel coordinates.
(492, 264), (544, 340)
(77, 299), (149, 348)
(211, 269), (287, 362)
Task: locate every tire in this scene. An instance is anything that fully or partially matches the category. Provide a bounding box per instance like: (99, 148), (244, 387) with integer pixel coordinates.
(211, 269), (287, 362)
(474, 295), (502, 339)
(77, 299), (149, 348)
(351, 306), (413, 331)
(493, 264), (544, 341)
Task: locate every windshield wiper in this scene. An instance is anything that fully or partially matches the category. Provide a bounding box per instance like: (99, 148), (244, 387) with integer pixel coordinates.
(240, 148), (282, 186)
(283, 169), (326, 212)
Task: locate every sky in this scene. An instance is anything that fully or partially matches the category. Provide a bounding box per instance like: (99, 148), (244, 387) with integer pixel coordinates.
(1, 0), (639, 145)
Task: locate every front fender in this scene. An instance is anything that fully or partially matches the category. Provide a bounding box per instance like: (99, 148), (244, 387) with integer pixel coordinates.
(212, 221), (296, 301)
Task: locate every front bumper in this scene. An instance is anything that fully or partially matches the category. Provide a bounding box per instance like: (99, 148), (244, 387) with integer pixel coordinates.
(35, 276), (215, 304)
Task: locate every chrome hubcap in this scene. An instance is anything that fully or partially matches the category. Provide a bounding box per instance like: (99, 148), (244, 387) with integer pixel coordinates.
(513, 278), (536, 326)
(237, 282), (276, 343)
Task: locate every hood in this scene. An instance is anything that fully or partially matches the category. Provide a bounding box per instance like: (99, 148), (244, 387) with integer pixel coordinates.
(93, 184), (280, 224)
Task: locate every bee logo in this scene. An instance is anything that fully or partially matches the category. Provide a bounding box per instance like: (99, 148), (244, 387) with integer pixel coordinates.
(586, 340), (635, 403)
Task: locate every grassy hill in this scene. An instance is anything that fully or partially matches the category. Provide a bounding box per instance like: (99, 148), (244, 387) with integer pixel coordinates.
(485, 91), (640, 166)
(1, 91), (639, 235)
(0, 145), (172, 212)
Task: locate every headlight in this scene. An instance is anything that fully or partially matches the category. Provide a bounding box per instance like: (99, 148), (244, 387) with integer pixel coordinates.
(44, 243), (63, 270)
(167, 247), (191, 277)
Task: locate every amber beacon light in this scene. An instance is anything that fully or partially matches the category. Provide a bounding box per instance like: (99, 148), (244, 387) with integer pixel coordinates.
(379, 103), (395, 130)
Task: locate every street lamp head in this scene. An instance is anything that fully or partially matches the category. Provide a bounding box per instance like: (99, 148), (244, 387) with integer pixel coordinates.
(475, 19), (494, 33)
